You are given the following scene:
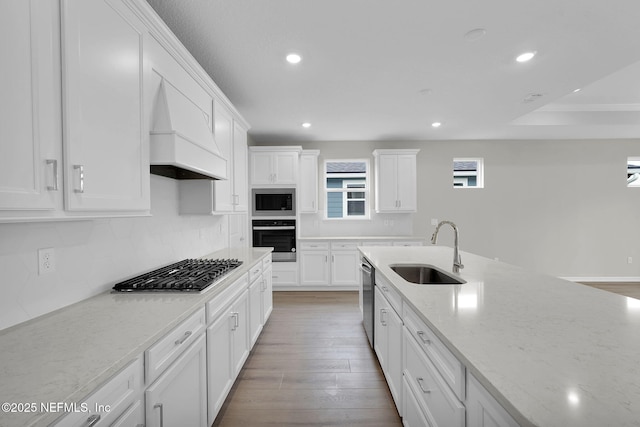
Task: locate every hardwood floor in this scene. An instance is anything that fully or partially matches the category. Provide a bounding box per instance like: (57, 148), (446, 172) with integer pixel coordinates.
(578, 282), (640, 299)
(212, 291), (402, 427)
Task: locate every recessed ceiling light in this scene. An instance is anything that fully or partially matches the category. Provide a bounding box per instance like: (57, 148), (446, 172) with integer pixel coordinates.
(516, 51), (536, 63)
(464, 28), (487, 41)
(302, 122), (311, 128)
(573, 88), (581, 93)
(431, 122), (442, 128)
(286, 53), (302, 64)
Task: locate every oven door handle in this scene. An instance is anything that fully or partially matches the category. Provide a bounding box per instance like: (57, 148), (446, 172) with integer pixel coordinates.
(252, 226), (296, 230)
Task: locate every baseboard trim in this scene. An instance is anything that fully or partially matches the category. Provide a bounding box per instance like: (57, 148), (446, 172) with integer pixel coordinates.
(561, 276), (640, 283)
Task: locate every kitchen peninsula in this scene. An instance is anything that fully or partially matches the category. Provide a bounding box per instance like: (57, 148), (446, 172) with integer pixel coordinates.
(359, 245), (640, 427)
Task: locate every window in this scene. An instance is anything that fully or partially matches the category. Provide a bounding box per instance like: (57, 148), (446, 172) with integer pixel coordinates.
(628, 157), (640, 187)
(453, 158), (484, 188)
(325, 160), (369, 219)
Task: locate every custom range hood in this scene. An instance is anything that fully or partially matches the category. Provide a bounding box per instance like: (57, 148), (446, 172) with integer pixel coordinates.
(150, 79), (227, 180)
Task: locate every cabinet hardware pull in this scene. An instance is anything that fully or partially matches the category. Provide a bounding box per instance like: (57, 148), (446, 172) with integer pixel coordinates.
(46, 159), (58, 191)
(231, 312), (239, 330)
(416, 331), (431, 344)
(416, 377), (431, 394)
(380, 309), (387, 326)
(86, 414), (101, 426)
(174, 330), (192, 345)
(73, 165), (84, 193)
(154, 403), (164, 427)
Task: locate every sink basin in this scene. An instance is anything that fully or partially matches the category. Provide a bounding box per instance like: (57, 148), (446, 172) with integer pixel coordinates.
(390, 264), (466, 285)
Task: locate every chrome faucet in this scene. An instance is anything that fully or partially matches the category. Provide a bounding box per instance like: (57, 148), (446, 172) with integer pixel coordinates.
(431, 220), (464, 274)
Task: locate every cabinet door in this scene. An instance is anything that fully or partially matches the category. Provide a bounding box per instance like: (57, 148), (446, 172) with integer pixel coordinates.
(374, 286), (389, 370)
(300, 251), (330, 286)
(299, 152), (319, 213)
(232, 121), (249, 211)
(213, 99), (234, 212)
(231, 289), (250, 375)
(396, 153), (417, 212)
(387, 305), (403, 412)
(248, 277), (263, 347)
(273, 152), (298, 184)
(111, 400), (144, 427)
(146, 334), (207, 427)
(375, 154), (399, 212)
(261, 265), (273, 323)
(207, 310), (234, 425)
(250, 151), (274, 185)
(331, 251), (360, 286)
(61, 0), (149, 212)
(0, 0), (60, 211)
(467, 374), (519, 427)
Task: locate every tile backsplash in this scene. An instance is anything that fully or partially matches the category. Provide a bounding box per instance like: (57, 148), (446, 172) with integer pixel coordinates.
(0, 175), (228, 331)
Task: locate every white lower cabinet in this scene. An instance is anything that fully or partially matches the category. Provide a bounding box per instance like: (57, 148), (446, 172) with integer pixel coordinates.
(111, 399), (144, 427)
(249, 267), (264, 347)
(374, 286), (403, 413)
(261, 263), (274, 323)
(466, 374), (519, 427)
(402, 377), (431, 427)
(53, 358), (143, 426)
(145, 333), (207, 427)
(299, 248), (330, 286)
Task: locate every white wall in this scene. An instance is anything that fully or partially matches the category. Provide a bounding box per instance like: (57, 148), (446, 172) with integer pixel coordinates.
(0, 175), (228, 331)
(253, 138), (640, 279)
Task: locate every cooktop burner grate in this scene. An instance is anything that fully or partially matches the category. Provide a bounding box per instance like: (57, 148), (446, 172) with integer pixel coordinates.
(112, 258), (243, 292)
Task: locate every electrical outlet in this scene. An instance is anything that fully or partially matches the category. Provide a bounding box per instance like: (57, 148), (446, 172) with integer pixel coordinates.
(38, 248), (55, 275)
(628, 257), (633, 264)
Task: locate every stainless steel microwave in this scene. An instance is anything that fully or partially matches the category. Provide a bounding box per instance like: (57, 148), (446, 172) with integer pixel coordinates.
(252, 188), (296, 216)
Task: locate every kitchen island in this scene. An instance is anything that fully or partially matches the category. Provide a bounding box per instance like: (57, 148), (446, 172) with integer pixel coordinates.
(359, 245), (640, 427)
(0, 247), (272, 427)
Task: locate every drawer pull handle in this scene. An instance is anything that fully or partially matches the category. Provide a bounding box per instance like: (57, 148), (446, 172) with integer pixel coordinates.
(417, 331), (431, 344)
(231, 312), (239, 330)
(46, 159), (58, 191)
(174, 330), (192, 345)
(416, 377), (431, 394)
(380, 308), (387, 326)
(154, 403), (164, 427)
(73, 165), (85, 193)
(86, 414), (101, 426)
(382, 286), (389, 292)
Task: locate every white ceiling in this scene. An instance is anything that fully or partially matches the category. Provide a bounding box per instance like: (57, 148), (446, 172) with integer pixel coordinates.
(145, 0), (640, 143)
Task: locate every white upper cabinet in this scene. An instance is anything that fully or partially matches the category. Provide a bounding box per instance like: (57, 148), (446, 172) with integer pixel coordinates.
(299, 150), (319, 213)
(249, 147), (301, 186)
(232, 121), (249, 211)
(61, 0), (150, 212)
(373, 149), (419, 213)
(0, 0), (61, 214)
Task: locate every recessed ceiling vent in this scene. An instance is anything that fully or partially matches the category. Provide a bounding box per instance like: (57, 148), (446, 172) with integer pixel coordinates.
(150, 79), (227, 180)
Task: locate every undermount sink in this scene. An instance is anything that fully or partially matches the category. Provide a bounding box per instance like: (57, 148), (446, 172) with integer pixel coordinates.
(390, 264), (466, 285)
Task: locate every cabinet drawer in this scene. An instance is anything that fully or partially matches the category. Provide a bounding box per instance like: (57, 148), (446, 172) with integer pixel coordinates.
(403, 328), (465, 427)
(375, 274), (402, 315)
(146, 308), (206, 384)
(299, 241), (329, 250)
(53, 357), (143, 427)
(330, 241), (359, 251)
(402, 377), (431, 427)
(393, 240), (423, 247)
(403, 304), (465, 400)
(262, 255), (273, 269)
(206, 274), (248, 324)
(248, 262), (263, 283)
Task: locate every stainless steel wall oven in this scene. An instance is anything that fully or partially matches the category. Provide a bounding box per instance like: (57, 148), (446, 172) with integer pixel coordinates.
(252, 219), (296, 262)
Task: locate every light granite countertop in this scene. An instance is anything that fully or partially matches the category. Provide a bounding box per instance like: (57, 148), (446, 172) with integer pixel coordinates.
(359, 245), (640, 427)
(0, 247), (272, 427)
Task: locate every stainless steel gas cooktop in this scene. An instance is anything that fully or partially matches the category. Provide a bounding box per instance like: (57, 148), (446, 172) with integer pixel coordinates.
(112, 258), (242, 292)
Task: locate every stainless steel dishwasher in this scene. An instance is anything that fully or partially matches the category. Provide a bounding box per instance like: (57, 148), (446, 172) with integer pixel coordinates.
(361, 257), (375, 348)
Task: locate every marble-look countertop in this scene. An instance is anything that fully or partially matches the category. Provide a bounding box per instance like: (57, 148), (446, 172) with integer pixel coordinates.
(359, 245), (640, 427)
(0, 247), (272, 427)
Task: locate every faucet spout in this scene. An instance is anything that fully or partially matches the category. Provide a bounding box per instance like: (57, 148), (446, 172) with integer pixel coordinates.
(431, 220), (464, 274)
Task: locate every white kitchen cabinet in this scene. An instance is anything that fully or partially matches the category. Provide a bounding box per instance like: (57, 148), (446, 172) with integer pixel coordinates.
(299, 150), (319, 213)
(271, 261), (299, 288)
(373, 149), (419, 213)
(249, 147), (301, 186)
(53, 358), (143, 427)
(330, 242), (361, 286)
(374, 285), (403, 412)
(261, 263), (274, 324)
(248, 262), (264, 347)
(300, 248), (330, 286)
(467, 374), (519, 427)
(402, 377), (431, 427)
(232, 121), (249, 210)
(145, 334), (207, 427)
(229, 213), (249, 247)
(111, 399), (144, 427)
(0, 0), (61, 214)
(61, 0), (150, 212)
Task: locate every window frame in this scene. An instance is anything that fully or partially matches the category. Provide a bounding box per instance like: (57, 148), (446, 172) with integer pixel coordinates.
(453, 157), (484, 189)
(324, 159), (371, 220)
(627, 157), (640, 187)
